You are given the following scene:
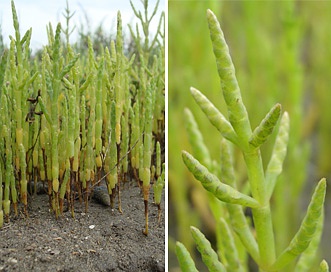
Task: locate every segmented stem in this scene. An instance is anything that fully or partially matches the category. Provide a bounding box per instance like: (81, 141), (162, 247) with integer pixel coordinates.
(175, 242), (199, 272)
(271, 179), (327, 271)
(191, 226), (226, 272)
(190, 87), (239, 146)
(184, 107), (212, 168)
(249, 104), (281, 148)
(219, 218), (245, 271)
(206, 9), (251, 144)
(182, 151), (260, 208)
(266, 112), (290, 199)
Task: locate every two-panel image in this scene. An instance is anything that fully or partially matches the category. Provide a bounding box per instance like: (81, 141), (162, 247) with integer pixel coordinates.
(0, 1), (330, 271)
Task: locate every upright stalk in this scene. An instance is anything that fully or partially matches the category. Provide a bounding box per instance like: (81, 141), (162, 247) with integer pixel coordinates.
(49, 24), (62, 217)
(206, 9), (277, 267)
(141, 85), (154, 235)
(10, 0), (34, 215)
(177, 9), (326, 272)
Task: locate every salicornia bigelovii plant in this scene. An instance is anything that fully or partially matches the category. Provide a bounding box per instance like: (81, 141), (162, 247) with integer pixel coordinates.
(0, 0), (165, 235)
(176, 9), (328, 272)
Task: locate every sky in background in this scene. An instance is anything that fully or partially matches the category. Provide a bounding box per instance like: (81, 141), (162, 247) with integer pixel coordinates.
(0, 0), (164, 51)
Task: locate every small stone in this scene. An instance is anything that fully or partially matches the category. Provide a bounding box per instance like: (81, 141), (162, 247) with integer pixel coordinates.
(39, 256), (51, 263)
(26, 246), (33, 251)
(89, 225), (95, 230)
(50, 249), (60, 255)
(8, 257), (18, 264)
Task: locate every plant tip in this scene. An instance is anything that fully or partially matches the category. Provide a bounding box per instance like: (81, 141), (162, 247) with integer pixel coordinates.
(190, 226), (197, 231)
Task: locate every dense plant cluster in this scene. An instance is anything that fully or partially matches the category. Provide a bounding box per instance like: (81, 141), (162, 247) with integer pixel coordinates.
(0, 0), (165, 236)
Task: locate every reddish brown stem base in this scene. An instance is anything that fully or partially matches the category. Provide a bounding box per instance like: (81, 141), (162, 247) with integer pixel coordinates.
(142, 199), (149, 236)
(157, 204), (161, 225)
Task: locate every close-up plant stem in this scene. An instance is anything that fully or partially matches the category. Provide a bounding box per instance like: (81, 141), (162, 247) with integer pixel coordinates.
(172, 6), (329, 272)
(209, 9), (277, 267)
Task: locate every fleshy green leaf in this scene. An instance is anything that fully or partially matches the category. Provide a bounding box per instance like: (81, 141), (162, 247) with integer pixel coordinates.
(190, 87), (239, 146)
(265, 111), (290, 199)
(271, 178), (327, 271)
(184, 107), (226, 254)
(20, 28), (31, 46)
(319, 260), (329, 272)
(59, 54), (80, 79)
(295, 209), (324, 272)
(182, 150), (260, 208)
(184, 107), (212, 168)
(220, 138), (236, 187)
(249, 104), (281, 148)
(191, 226), (226, 272)
(219, 218), (245, 272)
(206, 9), (251, 143)
(175, 241), (199, 272)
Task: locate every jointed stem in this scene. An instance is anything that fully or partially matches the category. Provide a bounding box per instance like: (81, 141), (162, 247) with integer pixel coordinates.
(244, 150), (276, 268)
(207, 8), (277, 267)
(180, 7), (327, 272)
(243, 150), (266, 204)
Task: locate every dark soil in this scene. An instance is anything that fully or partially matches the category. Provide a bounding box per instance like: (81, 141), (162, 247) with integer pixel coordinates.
(0, 182), (165, 272)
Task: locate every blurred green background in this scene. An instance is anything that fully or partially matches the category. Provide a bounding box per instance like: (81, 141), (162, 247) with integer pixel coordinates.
(168, 1), (331, 271)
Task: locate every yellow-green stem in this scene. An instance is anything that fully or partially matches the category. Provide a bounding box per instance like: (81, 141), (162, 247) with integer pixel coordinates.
(243, 150), (275, 268)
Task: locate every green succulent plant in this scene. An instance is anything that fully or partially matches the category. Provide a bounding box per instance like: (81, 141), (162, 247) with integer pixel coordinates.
(176, 9), (328, 272)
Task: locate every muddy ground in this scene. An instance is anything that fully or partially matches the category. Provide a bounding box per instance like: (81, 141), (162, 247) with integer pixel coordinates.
(0, 182), (165, 272)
